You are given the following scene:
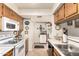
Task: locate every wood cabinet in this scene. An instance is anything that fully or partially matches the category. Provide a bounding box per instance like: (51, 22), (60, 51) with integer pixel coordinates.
(54, 11), (59, 23)
(53, 48), (61, 56)
(4, 49), (13, 56)
(10, 10), (16, 20)
(3, 4), (11, 18)
(65, 3), (78, 18)
(58, 5), (65, 20)
(48, 42), (54, 56)
(0, 18), (2, 31)
(54, 4), (65, 23)
(0, 3), (24, 32)
(48, 42), (61, 56)
(0, 3), (2, 17)
(19, 19), (23, 32)
(54, 3), (79, 24)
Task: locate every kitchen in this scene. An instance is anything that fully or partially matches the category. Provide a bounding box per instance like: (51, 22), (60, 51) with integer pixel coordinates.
(0, 2), (79, 56)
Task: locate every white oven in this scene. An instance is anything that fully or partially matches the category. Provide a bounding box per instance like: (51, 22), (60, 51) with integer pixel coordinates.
(0, 36), (25, 56)
(2, 17), (19, 31)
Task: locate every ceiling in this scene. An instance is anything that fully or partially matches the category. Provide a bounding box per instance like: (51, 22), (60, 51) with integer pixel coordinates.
(15, 3), (54, 9)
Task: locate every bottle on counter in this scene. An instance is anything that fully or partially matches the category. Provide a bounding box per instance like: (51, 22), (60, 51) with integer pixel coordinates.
(62, 28), (68, 43)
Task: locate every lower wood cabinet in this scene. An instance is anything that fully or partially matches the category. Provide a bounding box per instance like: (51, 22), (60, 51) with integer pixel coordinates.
(4, 49), (13, 56)
(53, 48), (61, 56)
(48, 42), (54, 56)
(48, 42), (61, 56)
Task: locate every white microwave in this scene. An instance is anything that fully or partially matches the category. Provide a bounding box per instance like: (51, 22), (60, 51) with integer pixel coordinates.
(2, 17), (19, 31)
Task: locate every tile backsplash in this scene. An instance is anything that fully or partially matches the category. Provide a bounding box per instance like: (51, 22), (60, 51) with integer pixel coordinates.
(60, 19), (79, 37)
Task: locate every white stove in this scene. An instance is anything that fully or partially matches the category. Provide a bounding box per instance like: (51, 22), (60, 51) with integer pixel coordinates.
(0, 36), (25, 56)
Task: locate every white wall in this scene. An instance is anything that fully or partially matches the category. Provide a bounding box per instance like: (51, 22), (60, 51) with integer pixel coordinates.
(31, 15), (52, 22)
(24, 19), (35, 51)
(34, 22), (47, 43)
(51, 15), (57, 37)
(28, 20), (34, 50)
(24, 15), (53, 45)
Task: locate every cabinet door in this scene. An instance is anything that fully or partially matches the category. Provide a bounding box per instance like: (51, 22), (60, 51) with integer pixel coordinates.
(10, 10), (16, 20)
(65, 3), (78, 17)
(3, 5), (11, 18)
(58, 5), (65, 20)
(54, 11), (59, 22)
(0, 18), (2, 31)
(0, 4), (2, 17)
(54, 48), (61, 56)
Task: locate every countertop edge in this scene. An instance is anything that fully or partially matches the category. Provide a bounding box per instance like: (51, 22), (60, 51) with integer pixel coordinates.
(48, 39), (65, 56)
(0, 46), (14, 56)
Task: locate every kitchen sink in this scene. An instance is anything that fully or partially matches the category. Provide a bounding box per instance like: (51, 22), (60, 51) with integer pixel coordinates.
(55, 44), (68, 50)
(3, 39), (22, 44)
(55, 44), (79, 56)
(3, 40), (17, 44)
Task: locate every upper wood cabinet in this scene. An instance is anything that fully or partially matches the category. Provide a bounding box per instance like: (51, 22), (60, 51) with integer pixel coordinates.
(0, 4), (23, 21)
(54, 11), (59, 23)
(65, 3), (78, 18)
(3, 4), (11, 18)
(0, 4), (2, 17)
(54, 5), (65, 23)
(54, 3), (79, 24)
(58, 5), (65, 20)
(0, 3), (24, 32)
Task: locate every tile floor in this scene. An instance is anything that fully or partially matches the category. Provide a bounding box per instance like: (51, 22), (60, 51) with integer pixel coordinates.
(26, 48), (49, 56)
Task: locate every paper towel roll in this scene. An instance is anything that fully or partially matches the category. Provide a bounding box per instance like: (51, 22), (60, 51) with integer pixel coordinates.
(63, 34), (67, 43)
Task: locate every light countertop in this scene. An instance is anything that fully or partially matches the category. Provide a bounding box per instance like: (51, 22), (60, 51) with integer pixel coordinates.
(0, 46), (14, 56)
(48, 38), (66, 56)
(48, 38), (66, 44)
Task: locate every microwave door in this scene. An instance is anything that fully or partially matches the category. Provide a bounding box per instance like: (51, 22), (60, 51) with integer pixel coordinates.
(2, 17), (18, 31)
(6, 23), (16, 29)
